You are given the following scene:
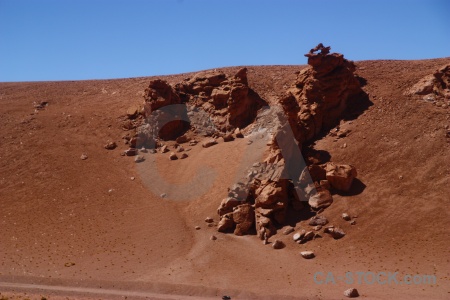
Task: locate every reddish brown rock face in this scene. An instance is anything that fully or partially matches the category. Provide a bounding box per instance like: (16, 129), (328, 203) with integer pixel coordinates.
(280, 43), (365, 144)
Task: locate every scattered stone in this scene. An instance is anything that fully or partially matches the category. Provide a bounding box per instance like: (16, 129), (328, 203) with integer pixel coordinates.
(124, 148), (138, 156)
(309, 215), (329, 226)
(342, 213), (351, 221)
(189, 140), (198, 146)
(126, 105), (140, 119)
(314, 225), (322, 231)
(302, 231), (315, 243)
(104, 141), (117, 150)
(300, 251), (315, 259)
(160, 193), (167, 198)
(169, 152), (178, 160)
(134, 155), (145, 163)
(350, 220), (356, 225)
(308, 189), (333, 210)
(234, 128), (244, 138)
(344, 288), (359, 298)
(176, 146), (184, 152)
(399, 175), (403, 180)
(222, 133), (234, 142)
(180, 153), (188, 159)
(195, 226), (201, 230)
(272, 240), (285, 250)
(325, 227), (346, 239)
(80, 154), (88, 160)
(217, 213), (234, 232)
(205, 217), (214, 223)
(202, 138), (218, 148)
(160, 145), (169, 153)
(324, 162), (357, 192)
(293, 230), (306, 241)
(210, 235), (217, 241)
(130, 177), (135, 181)
(283, 226), (295, 235)
(233, 204), (255, 235)
(176, 134), (191, 144)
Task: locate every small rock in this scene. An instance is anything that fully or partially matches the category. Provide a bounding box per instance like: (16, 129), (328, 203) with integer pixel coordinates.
(350, 220), (356, 225)
(344, 288), (359, 298)
(210, 235), (217, 241)
(149, 149), (156, 154)
(80, 154), (88, 160)
(247, 140), (253, 145)
(126, 105), (139, 118)
(283, 226), (295, 235)
(399, 175), (403, 180)
(189, 140), (198, 146)
(160, 193), (167, 198)
(222, 133), (234, 142)
(140, 147), (148, 153)
(160, 145), (169, 153)
(343, 143), (347, 148)
(202, 138), (218, 148)
(124, 148), (137, 156)
(326, 227), (346, 239)
(300, 251), (315, 259)
(135, 155), (145, 163)
(234, 128), (244, 138)
(104, 141), (117, 150)
(272, 240), (284, 249)
(169, 152), (178, 160)
(293, 230), (306, 241)
(180, 153), (188, 159)
(302, 231), (315, 242)
(205, 217), (214, 223)
(176, 134), (191, 144)
(314, 225), (322, 231)
(130, 177), (135, 181)
(309, 215), (329, 226)
(195, 226), (201, 230)
(342, 213), (351, 221)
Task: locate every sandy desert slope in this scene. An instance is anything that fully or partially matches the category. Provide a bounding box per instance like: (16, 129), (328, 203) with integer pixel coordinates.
(0, 58), (449, 299)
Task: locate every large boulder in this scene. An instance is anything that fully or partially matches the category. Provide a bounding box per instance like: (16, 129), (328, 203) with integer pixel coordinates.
(233, 204), (255, 235)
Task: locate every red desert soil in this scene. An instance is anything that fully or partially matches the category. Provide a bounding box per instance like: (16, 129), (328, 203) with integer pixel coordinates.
(0, 58), (449, 299)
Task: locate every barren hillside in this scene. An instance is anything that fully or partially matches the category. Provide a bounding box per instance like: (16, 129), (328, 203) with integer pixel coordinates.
(0, 54), (449, 299)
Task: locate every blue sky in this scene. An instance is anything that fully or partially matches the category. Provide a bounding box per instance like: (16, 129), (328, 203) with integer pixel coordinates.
(0, 0), (449, 82)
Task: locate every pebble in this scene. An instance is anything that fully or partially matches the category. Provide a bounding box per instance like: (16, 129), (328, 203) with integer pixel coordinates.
(134, 155), (145, 163)
(300, 251), (315, 259)
(342, 213), (351, 221)
(169, 152), (178, 160)
(272, 240), (284, 249)
(80, 154), (88, 160)
(195, 226), (201, 230)
(210, 235), (217, 241)
(343, 288), (359, 298)
(205, 217), (214, 223)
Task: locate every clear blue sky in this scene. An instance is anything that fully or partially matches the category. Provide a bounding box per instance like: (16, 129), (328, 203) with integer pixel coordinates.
(0, 0), (449, 82)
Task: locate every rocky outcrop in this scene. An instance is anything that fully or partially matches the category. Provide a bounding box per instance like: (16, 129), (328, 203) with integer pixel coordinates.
(216, 45), (362, 240)
(280, 43), (365, 144)
(143, 79), (189, 141)
(406, 64), (450, 100)
(175, 68), (267, 132)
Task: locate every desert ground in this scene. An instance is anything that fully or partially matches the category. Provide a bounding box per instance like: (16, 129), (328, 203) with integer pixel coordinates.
(0, 55), (449, 299)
